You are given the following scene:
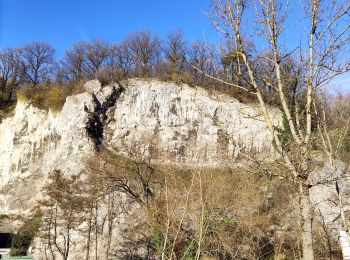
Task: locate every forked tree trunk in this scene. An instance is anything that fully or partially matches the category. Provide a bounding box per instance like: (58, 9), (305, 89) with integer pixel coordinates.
(300, 190), (314, 260)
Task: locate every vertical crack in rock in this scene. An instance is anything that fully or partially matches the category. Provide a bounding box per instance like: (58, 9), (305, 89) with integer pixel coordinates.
(86, 84), (125, 148)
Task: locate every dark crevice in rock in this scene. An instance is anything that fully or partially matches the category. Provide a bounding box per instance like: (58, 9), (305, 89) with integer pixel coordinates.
(86, 83), (125, 148)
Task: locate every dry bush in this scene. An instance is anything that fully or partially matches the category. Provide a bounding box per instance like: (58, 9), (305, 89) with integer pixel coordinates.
(323, 93), (350, 162)
(84, 150), (305, 259)
(35, 149), (342, 259)
(16, 81), (85, 112)
(89, 150), (300, 259)
(17, 84), (69, 111)
(201, 81), (257, 104)
(142, 167), (300, 259)
(312, 214), (343, 260)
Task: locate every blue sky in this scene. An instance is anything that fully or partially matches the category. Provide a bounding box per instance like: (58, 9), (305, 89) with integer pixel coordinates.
(0, 0), (216, 57)
(0, 0), (349, 92)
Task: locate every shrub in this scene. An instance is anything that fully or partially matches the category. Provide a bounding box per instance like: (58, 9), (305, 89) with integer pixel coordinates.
(17, 84), (69, 111)
(21, 207), (43, 238)
(10, 234), (31, 256)
(0, 213), (9, 220)
(156, 72), (257, 104)
(96, 157), (297, 259)
(151, 224), (164, 251)
(9, 207), (43, 256)
(17, 81), (85, 112)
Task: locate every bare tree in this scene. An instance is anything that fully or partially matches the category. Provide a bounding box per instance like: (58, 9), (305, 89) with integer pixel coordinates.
(162, 30), (187, 77)
(40, 170), (88, 260)
(202, 0), (350, 259)
(20, 42), (56, 86)
(105, 42), (133, 81)
(85, 39), (110, 78)
(189, 40), (220, 85)
(0, 47), (21, 101)
(63, 41), (89, 81)
(124, 30), (160, 77)
(63, 39), (110, 81)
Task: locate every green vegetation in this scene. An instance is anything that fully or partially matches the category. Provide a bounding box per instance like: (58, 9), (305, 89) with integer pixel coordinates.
(277, 114), (293, 148)
(10, 208), (42, 256)
(151, 224), (164, 251)
(183, 241), (197, 260)
(0, 213), (9, 220)
(10, 235), (31, 256)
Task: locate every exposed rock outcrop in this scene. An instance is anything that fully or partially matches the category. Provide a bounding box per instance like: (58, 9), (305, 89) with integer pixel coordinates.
(0, 79), (282, 259)
(0, 79), (280, 215)
(0, 79), (349, 259)
(310, 159), (350, 235)
(104, 79), (281, 164)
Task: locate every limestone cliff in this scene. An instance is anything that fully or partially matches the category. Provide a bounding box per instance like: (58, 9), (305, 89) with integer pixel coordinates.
(0, 79), (349, 259)
(0, 79), (280, 215)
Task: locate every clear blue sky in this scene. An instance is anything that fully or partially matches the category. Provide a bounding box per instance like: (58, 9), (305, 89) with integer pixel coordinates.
(1, 0), (349, 91)
(0, 0), (215, 57)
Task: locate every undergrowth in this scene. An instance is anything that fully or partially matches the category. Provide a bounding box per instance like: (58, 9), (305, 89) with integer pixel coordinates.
(16, 81), (85, 112)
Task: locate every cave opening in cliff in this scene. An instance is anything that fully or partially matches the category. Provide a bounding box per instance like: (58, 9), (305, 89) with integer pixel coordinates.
(0, 233), (12, 258)
(0, 233), (12, 248)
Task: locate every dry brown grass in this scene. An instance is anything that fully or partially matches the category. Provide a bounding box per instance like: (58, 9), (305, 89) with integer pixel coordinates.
(16, 81), (85, 112)
(88, 150), (302, 259)
(143, 167), (298, 259)
(86, 149), (345, 259)
(34, 148), (343, 259)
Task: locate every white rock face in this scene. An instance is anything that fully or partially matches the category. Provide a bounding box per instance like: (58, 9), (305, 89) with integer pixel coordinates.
(104, 79), (281, 165)
(0, 92), (98, 214)
(0, 79), (281, 259)
(0, 79), (280, 215)
(309, 159), (350, 235)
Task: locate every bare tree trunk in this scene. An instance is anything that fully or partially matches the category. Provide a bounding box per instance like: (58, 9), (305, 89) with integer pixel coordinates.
(300, 186), (314, 260)
(106, 193), (115, 260)
(86, 206), (93, 260)
(95, 203), (99, 260)
(64, 226), (70, 260)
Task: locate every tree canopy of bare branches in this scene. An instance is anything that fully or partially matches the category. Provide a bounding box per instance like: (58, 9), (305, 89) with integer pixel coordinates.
(0, 47), (21, 101)
(162, 30), (187, 76)
(20, 42), (56, 86)
(123, 30), (161, 77)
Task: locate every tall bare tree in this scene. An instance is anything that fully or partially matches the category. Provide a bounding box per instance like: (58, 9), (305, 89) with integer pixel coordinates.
(63, 40), (110, 81)
(162, 30), (187, 76)
(40, 170), (88, 260)
(0, 47), (21, 101)
(189, 40), (220, 85)
(20, 42), (56, 86)
(124, 30), (160, 77)
(63, 41), (89, 81)
(106, 42), (133, 80)
(85, 39), (110, 78)
(202, 0), (350, 259)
